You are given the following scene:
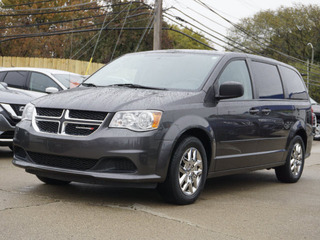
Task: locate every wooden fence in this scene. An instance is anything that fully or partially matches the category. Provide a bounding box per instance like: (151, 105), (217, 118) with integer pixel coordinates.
(0, 56), (105, 75)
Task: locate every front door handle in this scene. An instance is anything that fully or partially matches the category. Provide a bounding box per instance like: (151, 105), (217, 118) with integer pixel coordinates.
(249, 108), (259, 115)
(261, 108), (271, 115)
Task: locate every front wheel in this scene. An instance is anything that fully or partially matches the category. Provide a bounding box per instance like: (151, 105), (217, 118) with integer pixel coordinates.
(275, 135), (305, 183)
(37, 175), (71, 185)
(158, 136), (207, 205)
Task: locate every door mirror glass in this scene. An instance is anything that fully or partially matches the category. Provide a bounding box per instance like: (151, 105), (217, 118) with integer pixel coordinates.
(218, 81), (244, 99)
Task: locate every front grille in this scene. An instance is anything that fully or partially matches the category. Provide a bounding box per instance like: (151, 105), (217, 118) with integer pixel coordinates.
(37, 108), (63, 117)
(69, 110), (107, 121)
(36, 121), (59, 134)
(34, 108), (107, 136)
(65, 123), (99, 136)
(27, 152), (99, 170)
(10, 104), (25, 117)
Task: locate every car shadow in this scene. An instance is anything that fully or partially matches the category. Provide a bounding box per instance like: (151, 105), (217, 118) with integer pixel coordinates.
(2, 146), (279, 206)
(19, 170), (279, 207)
(202, 170), (278, 197)
(0, 147), (13, 159)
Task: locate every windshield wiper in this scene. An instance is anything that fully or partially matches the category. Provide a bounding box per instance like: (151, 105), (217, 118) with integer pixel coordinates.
(108, 83), (167, 90)
(81, 82), (98, 87)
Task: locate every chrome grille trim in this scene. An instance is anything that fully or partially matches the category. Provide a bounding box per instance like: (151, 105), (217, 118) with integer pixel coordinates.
(33, 108), (107, 136)
(65, 110), (105, 123)
(1, 103), (22, 120)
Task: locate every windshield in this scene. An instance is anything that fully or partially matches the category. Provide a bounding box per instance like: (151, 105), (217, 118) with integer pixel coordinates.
(84, 52), (221, 90)
(53, 74), (86, 89)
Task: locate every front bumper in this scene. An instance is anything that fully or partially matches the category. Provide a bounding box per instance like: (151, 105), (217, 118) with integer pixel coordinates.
(0, 114), (15, 146)
(13, 120), (173, 184)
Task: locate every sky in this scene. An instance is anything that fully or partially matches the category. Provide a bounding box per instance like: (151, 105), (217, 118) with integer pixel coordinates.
(161, 0), (320, 50)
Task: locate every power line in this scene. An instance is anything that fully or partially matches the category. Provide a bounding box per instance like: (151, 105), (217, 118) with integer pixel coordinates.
(0, 25), (216, 52)
(0, 1), (148, 17)
(0, 14), (101, 30)
(167, 8), (258, 54)
(0, 6), (101, 17)
(135, 11), (155, 52)
(193, 0), (309, 65)
(111, 2), (133, 60)
(165, 13), (250, 52)
(1, 1), (98, 12)
(165, 26), (215, 50)
(0, 6), (150, 30)
(164, 15), (218, 50)
(70, 5), (149, 60)
(0, 0), (53, 8)
(0, 13), (152, 39)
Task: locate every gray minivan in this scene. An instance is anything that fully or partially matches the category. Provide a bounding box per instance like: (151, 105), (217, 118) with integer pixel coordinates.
(13, 50), (313, 204)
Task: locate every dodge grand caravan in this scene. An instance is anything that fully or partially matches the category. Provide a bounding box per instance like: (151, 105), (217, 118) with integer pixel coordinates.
(13, 50), (313, 204)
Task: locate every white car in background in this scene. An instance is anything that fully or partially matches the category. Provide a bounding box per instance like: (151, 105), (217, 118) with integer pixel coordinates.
(310, 97), (320, 140)
(0, 67), (86, 97)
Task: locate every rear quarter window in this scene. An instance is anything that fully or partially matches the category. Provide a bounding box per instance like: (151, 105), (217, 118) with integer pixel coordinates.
(3, 71), (28, 89)
(251, 61), (284, 99)
(279, 66), (308, 100)
(0, 71), (7, 81)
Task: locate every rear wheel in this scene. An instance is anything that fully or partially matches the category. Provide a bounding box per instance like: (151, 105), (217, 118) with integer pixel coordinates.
(275, 135), (305, 183)
(37, 175), (71, 185)
(158, 136), (207, 205)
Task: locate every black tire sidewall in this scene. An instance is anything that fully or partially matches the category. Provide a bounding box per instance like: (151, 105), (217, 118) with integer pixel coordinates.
(287, 136), (305, 181)
(168, 136), (208, 204)
(276, 135), (305, 183)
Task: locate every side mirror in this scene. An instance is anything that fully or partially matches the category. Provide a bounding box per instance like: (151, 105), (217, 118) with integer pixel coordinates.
(45, 87), (59, 94)
(0, 82), (8, 88)
(218, 81), (244, 99)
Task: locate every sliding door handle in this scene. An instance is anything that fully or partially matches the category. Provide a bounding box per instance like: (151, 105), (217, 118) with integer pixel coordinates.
(261, 108), (271, 115)
(249, 108), (259, 114)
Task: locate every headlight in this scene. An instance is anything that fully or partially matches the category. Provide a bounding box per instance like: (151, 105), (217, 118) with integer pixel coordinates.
(21, 103), (35, 121)
(109, 110), (162, 131)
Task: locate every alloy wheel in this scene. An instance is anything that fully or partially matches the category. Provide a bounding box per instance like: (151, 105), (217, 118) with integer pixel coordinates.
(290, 143), (303, 176)
(178, 147), (203, 195)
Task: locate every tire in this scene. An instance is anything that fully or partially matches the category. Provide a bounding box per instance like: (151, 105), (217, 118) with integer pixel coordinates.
(275, 135), (305, 183)
(37, 175), (71, 185)
(158, 136), (208, 205)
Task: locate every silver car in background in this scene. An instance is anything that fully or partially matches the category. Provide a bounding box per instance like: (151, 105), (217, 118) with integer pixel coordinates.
(0, 67), (86, 97)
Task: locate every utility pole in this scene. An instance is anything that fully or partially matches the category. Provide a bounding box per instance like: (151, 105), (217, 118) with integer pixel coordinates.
(153, 0), (162, 50)
(307, 43), (314, 91)
(307, 59), (310, 91)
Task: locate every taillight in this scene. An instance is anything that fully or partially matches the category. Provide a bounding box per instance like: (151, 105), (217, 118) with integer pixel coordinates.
(311, 107), (314, 125)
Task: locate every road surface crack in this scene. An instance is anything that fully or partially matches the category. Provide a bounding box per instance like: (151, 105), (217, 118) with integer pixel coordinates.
(0, 200), (60, 212)
(0, 187), (61, 212)
(103, 203), (243, 240)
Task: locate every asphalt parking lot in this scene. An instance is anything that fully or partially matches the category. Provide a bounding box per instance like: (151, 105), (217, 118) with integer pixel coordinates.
(1, 141), (319, 240)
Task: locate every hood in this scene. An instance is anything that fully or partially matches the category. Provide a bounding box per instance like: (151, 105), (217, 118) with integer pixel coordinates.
(0, 88), (37, 105)
(32, 86), (204, 112)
